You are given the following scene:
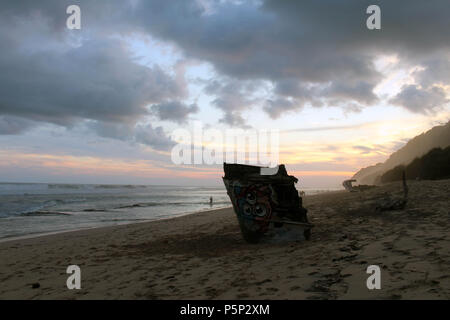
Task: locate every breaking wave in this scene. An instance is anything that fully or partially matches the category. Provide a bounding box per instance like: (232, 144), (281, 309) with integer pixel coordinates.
(115, 201), (231, 209)
(20, 211), (72, 217)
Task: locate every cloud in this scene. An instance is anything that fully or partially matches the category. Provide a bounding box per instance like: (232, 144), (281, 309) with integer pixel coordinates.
(133, 0), (385, 117)
(204, 79), (261, 127)
(1, 0), (450, 131)
(412, 57), (450, 88)
(353, 145), (374, 154)
(0, 116), (36, 135)
(150, 101), (199, 124)
(132, 0), (450, 121)
(88, 121), (175, 151)
(87, 121), (134, 141)
(389, 85), (448, 114)
(219, 112), (250, 128)
(264, 98), (300, 119)
(134, 124), (176, 151)
(0, 38), (183, 126)
(0, 3), (185, 150)
(282, 122), (375, 133)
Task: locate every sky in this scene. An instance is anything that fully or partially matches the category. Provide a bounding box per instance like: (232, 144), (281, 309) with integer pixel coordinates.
(0, 0), (449, 188)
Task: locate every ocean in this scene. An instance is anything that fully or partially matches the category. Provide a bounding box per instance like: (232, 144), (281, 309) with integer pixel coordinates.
(0, 183), (232, 240)
(0, 183), (338, 240)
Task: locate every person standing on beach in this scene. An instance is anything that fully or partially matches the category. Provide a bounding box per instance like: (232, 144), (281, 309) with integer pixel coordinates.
(209, 196), (213, 206)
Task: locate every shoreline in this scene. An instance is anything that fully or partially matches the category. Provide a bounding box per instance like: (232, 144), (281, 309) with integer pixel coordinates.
(0, 189), (342, 244)
(1, 179), (448, 299)
(0, 205), (233, 244)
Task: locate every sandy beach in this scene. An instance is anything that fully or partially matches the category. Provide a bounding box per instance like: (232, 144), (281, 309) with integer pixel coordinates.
(0, 179), (449, 300)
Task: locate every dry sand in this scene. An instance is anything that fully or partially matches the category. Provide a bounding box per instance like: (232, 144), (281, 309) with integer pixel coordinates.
(0, 179), (449, 300)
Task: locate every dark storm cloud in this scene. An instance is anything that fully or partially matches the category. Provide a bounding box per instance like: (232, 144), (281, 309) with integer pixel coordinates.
(1, 0), (449, 134)
(0, 38), (183, 126)
(132, 0), (450, 118)
(0, 0), (186, 149)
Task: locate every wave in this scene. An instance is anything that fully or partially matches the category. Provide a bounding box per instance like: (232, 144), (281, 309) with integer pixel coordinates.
(48, 184), (83, 189)
(20, 211), (72, 217)
(115, 200), (231, 209)
(47, 183), (148, 191)
(94, 184), (147, 189)
(99, 218), (149, 223)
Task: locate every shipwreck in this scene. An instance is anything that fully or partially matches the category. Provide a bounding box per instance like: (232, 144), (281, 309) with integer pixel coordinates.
(223, 163), (313, 243)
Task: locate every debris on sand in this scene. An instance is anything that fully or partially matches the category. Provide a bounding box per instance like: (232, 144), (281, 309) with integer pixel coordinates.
(375, 171), (409, 212)
(343, 179), (357, 192)
(343, 179), (376, 192)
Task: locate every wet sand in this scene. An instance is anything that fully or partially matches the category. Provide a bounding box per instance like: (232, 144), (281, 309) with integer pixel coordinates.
(0, 179), (449, 299)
